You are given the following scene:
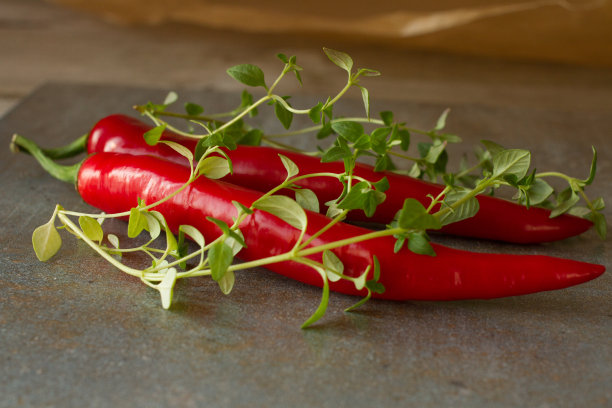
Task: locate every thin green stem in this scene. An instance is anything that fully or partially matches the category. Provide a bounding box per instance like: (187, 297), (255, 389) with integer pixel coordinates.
(536, 171), (593, 208)
(433, 179), (491, 220)
(138, 107), (229, 124)
(454, 159), (487, 180)
(298, 210), (348, 249)
(327, 81), (353, 107)
(298, 227), (404, 258)
(260, 136), (317, 154)
(217, 95), (271, 134)
(267, 65), (290, 95)
(535, 171), (573, 182)
(255, 172), (342, 201)
(427, 185), (451, 213)
(387, 150), (422, 163)
(58, 213), (145, 278)
(268, 94), (311, 115)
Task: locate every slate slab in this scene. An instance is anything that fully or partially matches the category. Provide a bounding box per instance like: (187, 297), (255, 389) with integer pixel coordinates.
(1, 83), (610, 408)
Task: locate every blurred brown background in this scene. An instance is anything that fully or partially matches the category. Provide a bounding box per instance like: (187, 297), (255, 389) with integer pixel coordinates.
(49, 0), (612, 66)
(2, 0), (611, 115)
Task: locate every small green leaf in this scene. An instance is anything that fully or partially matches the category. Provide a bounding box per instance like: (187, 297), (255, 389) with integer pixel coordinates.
(588, 211), (607, 240)
(323, 47), (353, 73)
(408, 163), (421, 178)
(237, 129), (263, 146)
(443, 173), (455, 187)
(568, 206), (591, 218)
(374, 154), (394, 172)
(301, 266), (329, 329)
(225, 229), (246, 255)
(279, 154), (299, 178)
(205, 216), (245, 250)
(226, 64), (267, 88)
(393, 236), (406, 253)
(492, 149), (531, 179)
(373, 177), (390, 193)
(437, 133), (462, 143)
(308, 102), (323, 124)
(398, 129), (411, 151)
(366, 280), (385, 294)
(321, 138), (352, 163)
(336, 182), (386, 218)
(179, 225), (205, 248)
(253, 195), (308, 231)
(207, 217), (232, 236)
(239, 90), (258, 117)
(32, 219), (62, 262)
(143, 124), (166, 146)
(353, 270), (368, 291)
(550, 188), (580, 218)
(295, 188), (319, 213)
(323, 250), (343, 282)
(185, 102), (204, 116)
(481, 140), (505, 155)
(526, 178), (554, 206)
(79, 216), (103, 244)
(163, 91), (178, 106)
(397, 199), (442, 230)
(165, 227), (178, 255)
(331, 121), (364, 143)
(408, 231), (436, 256)
(322, 102), (333, 120)
(107, 234), (120, 249)
(209, 240), (234, 281)
(274, 99), (293, 130)
(316, 123), (333, 140)
(372, 255), (381, 281)
(380, 111), (394, 126)
(353, 134), (371, 151)
(217, 269), (235, 295)
(127, 207), (148, 238)
(423, 141), (447, 164)
(160, 140), (194, 164)
(370, 127), (391, 155)
(355, 68), (381, 78)
(233, 200), (254, 216)
(197, 156), (231, 179)
(434, 108), (450, 131)
(336, 181), (371, 212)
(439, 189), (480, 226)
(359, 85), (370, 119)
(157, 267), (177, 309)
(583, 146), (597, 186)
(591, 197), (605, 211)
(363, 190), (386, 217)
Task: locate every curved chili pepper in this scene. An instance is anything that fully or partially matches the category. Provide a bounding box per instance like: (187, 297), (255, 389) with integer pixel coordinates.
(78, 154), (606, 299)
(14, 134), (603, 301)
(83, 114), (593, 244)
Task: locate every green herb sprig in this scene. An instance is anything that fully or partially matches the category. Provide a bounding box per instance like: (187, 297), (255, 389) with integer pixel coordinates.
(22, 48), (606, 328)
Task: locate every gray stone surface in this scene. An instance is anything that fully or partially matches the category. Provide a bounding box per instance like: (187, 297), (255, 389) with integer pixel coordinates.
(1, 83), (610, 407)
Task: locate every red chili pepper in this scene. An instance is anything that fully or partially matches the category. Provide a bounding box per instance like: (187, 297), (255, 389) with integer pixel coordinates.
(84, 114), (592, 244)
(16, 135), (603, 300)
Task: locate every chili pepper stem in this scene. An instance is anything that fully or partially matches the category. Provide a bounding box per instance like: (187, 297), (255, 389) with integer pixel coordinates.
(11, 134), (83, 185)
(10, 132), (88, 160)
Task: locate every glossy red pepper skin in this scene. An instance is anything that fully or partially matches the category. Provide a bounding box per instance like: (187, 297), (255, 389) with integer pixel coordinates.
(77, 153), (604, 300)
(88, 114), (593, 244)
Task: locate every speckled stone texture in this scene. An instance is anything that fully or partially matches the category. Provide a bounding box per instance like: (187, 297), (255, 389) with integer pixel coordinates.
(1, 84), (610, 408)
